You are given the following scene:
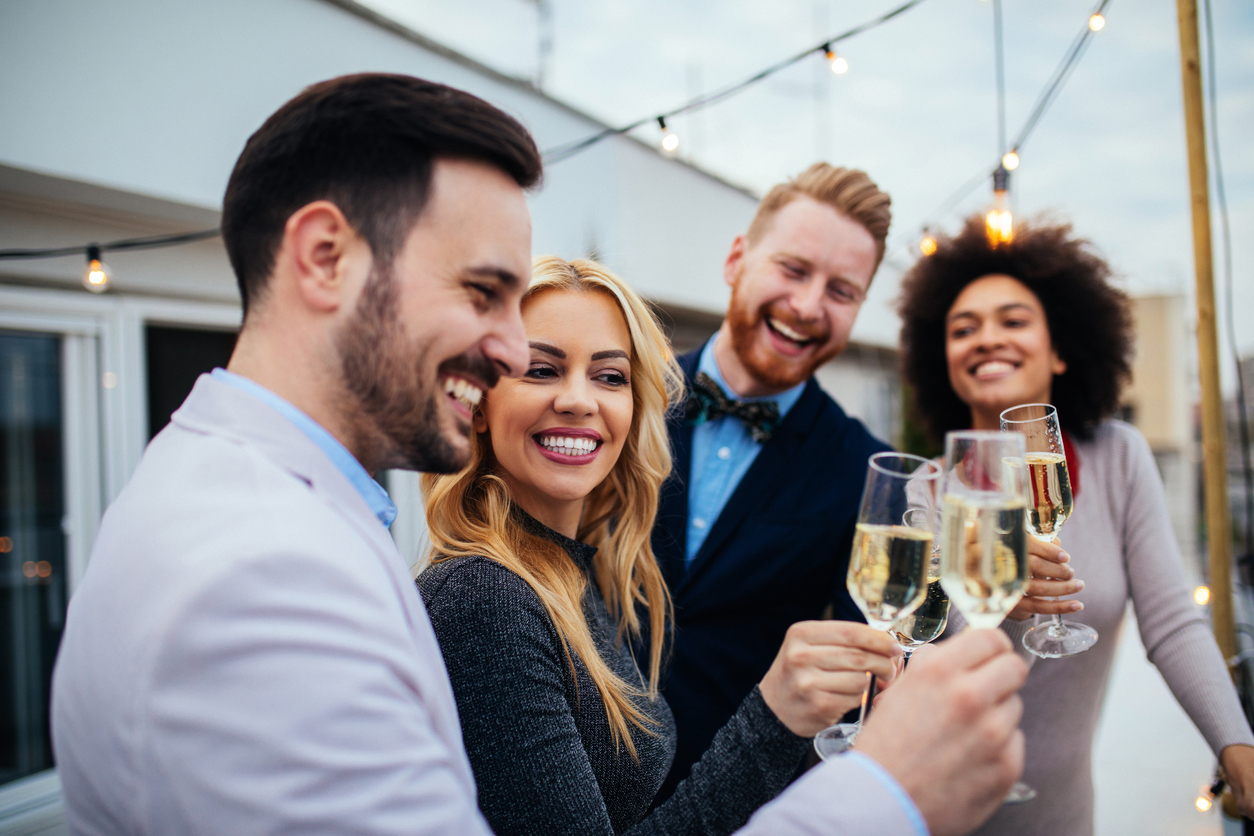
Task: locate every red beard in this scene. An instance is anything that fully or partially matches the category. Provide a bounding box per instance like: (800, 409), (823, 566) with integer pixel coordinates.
(725, 283), (842, 391)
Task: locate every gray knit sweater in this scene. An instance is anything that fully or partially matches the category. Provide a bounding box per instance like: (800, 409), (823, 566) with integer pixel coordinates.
(418, 512), (808, 836)
(956, 421), (1254, 836)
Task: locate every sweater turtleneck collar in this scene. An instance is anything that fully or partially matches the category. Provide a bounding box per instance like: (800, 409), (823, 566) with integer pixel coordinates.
(512, 505), (599, 572)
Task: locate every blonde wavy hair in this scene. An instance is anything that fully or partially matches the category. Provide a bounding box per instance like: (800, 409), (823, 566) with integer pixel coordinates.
(421, 256), (684, 759)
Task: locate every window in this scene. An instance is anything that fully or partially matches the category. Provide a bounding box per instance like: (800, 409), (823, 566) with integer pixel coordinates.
(0, 332), (66, 785)
(145, 325), (237, 439)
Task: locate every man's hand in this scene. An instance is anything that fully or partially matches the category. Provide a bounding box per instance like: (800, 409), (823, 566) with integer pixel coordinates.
(1006, 537), (1085, 621)
(758, 621), (902, 737)
(1221, 744), (1254, 819)
(855, 629), (1028, 836)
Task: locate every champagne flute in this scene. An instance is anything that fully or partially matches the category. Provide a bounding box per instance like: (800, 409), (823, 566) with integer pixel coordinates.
(814, 452), (941, 760)
(938, 430), (1036, 804)
(1000, 403), (1098, 658)
(893, 508), (950, 660)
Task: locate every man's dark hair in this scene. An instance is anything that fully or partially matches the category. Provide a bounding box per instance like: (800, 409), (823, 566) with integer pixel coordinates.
(898, 215), (1134, 441)
(221, 73), (542, 316)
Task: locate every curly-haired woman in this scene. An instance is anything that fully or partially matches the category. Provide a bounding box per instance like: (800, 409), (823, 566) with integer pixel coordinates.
(898, 215), (1254, 834)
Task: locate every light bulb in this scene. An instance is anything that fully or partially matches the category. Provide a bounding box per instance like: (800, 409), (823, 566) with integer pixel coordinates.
(1002, 150), (1020, 171)
(985, 166), (1014, 246)
(657, 116), (679, 154)
(82, 245), (112, 293)
(986, 208), (1012, 245)
(1088, 13), (1105, 31)
(919, 234), (938, 257)
(1196, 793), (1213, 813)
(825, 49), (849, 75)
(1194, 585), (1211, 605)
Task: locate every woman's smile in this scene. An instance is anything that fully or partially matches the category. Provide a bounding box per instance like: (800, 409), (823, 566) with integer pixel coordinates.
(533, 428), (604, 464)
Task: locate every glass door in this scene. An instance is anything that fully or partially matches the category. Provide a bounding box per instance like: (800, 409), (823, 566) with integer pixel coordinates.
(0, 331), (66, 784)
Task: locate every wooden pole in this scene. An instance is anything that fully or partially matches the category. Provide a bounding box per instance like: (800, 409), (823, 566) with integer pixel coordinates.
(1176, 0), (1236, 668)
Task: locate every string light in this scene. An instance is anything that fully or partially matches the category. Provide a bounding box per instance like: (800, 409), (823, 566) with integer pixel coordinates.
(1088, 12), (1106, 31)
(1001, 149), (1020, 170)
(658, 116), (679, 153)
(985, 165), (1013, 246)
(1196, 774), (1225, 813)
(824, 46), (850, 75)
(919, 230), (938, 256)
(82, 245), (112, 293)
(1194, 585), (1211, 605)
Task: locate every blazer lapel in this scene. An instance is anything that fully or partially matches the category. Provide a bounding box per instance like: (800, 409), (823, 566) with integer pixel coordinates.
(655, 348), (701, 590)
(677, 378), (826, 595)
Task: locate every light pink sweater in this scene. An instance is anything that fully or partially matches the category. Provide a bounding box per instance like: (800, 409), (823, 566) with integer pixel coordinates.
(955, 420), (1253, 836)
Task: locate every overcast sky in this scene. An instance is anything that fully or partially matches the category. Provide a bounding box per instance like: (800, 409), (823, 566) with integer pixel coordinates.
(362, 0), (1252, 376)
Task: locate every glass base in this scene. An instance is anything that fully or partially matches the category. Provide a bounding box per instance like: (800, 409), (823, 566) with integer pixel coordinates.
(1022, 620), (1099, 659)
(1004, 781), (1037, 805)
(813, 723), (860, 761)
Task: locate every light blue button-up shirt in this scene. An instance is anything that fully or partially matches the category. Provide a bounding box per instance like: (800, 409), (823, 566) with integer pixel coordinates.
(210, 368), (397, 528)
(685, 338), (805, 563)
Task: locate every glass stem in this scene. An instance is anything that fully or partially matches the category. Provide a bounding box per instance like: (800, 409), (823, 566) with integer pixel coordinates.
(1038, 531), (1069, 637)
(854, 672), (875, 733)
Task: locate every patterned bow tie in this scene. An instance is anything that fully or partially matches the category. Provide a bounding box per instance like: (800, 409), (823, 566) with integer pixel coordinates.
(687, 372), (781, 443)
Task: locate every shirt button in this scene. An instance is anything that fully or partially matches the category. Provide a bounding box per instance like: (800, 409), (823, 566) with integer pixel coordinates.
(693, 517), (707, 530)
(718, 447), (731, 460)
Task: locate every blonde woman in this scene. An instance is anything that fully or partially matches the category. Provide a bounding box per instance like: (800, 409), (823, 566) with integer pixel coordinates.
(418, 257), (902, 836)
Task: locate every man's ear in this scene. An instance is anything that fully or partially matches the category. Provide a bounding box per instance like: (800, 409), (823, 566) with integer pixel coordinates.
(280, 200), (365, 314)
(723, 235), (748, 289)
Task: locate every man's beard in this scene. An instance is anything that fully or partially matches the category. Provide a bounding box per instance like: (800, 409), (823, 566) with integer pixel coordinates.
(336, 266), (498, 474)
(726, 278), (842, 391)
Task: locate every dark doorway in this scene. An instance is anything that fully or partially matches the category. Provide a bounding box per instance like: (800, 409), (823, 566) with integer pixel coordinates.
(0, 330), (65, 784)
(146, 325), (238, 439)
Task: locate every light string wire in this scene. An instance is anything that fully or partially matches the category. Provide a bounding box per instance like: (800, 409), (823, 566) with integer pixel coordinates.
(0, 228), (221, 261)
(541, 0), (931, 165)
(1201, 0), (1253, 560)
(994, 0), (1007, 157)
(887, 0), (1113, 263)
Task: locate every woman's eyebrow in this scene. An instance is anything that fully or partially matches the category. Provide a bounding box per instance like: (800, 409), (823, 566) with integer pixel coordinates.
(946, 301), (1033, 325)
(530, 342), (565, 359)
(591, 349), (629, 361)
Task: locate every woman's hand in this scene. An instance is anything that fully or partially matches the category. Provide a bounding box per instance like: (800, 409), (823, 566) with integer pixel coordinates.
(1222, 744), (1254, 818)
(1005, 537), (1085, 621)
(758, 620), (902, 737)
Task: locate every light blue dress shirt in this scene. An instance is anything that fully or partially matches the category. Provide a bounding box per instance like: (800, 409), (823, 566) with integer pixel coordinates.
(685, 338), (805, 563)
(210, 368), (397, 528)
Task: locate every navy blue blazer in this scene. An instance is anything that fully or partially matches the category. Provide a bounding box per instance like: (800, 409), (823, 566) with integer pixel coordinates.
(650, 344), (891, 797)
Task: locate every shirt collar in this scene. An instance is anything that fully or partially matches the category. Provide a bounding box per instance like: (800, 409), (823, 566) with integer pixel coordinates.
(209, 369), (397, 529)
(698, 335), (806, 420)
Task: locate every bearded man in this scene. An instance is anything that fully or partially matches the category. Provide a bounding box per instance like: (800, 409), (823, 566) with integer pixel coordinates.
(50, 73), (542, 834)
(651, 163), (895, 798)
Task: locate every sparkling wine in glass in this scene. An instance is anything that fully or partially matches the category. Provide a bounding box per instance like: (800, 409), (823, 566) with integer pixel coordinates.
(892, 508), (950, 659)
(1000, 403), (1098, 659)
(814, 452), (940, 761)
(938, 430), (1036, 804)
